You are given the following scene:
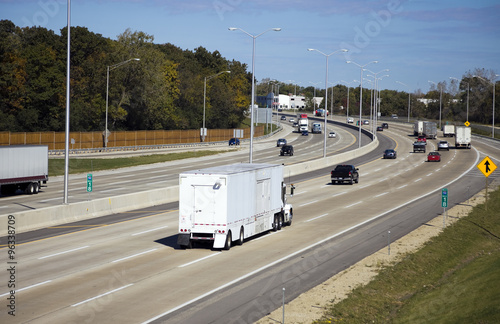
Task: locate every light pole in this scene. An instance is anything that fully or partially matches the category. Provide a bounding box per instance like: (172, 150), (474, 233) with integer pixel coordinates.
(341, 80), (357, 119)
(105, 58), (140, 147)
(474, 74), (499, 138)
(396, 81), (411, 123)
(366, 69), (389, 131)
(450, 77), (469, 122)
(308, 48), (348, 158)
(347, 60), (378, 148)
(309, 81), (321, 110)
(203, 71), (230, 141)
(229, 27), (281, 163)
(428, 80), (442, 129)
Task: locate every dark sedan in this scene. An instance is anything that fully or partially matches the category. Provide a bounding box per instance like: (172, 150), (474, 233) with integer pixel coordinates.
(280, 144), (294, 156)
(228, 138), (240, 146)
(383, 149), (397, 159)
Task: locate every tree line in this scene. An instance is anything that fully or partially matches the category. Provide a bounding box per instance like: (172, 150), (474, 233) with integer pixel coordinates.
(258, 68), (498, 125)
(0, 20), (251, 133)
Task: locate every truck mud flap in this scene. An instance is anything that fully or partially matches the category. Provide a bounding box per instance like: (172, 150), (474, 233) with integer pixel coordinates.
(213, 233), (227, 249)
(177, 233), (191, 247)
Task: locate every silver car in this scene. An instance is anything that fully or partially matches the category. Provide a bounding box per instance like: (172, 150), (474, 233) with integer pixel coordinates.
(437, 141), (449, 151)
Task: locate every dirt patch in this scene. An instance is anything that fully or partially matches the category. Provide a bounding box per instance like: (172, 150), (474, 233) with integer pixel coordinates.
(255, 182), (498, 324)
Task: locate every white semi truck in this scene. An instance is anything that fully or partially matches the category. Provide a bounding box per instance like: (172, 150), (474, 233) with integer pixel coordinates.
(0, 145), (48, 195)
(423, 121), (437, 139)
(455, 126), (471, 149)
(413, 121), (424, 136)
(442, 124), (455, 137)
(177, 163), (294, 250)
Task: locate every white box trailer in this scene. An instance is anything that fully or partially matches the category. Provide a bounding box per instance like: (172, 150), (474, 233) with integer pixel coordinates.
(442, 124), (455, 137)
(178, 163), (293, 250)
(0, 145), (48, 195)
(455, 126), (471, 149)
(413, 121), (424, 136)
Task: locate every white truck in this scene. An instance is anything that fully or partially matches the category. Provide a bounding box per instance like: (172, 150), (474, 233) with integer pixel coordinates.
(298, 118), (308, 132)
(455, 126), (471, 149)
(442, 124), (455, 137)
(413, 121), (424, 136)
(0, 145), (48, 195)
(423, 121), (437, 139)
(177, 163), (294, 250)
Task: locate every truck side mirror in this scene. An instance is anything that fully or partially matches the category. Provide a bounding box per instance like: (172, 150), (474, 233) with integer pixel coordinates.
(290, 184), (295, 196)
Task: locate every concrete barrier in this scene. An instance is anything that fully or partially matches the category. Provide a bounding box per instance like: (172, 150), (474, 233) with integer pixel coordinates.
(0, 127), (377, 236)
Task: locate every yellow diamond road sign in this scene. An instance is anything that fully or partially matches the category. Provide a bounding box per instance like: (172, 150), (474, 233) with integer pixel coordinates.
(464, 121), (470, 127)
(477, 156), (497, 177)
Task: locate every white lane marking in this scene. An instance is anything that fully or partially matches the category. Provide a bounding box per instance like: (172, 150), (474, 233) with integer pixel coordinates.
(0, 206), (8, 209)
(40, 196), (73, 202)
(359, 185), (370, 189)
(112, 248), (158, 263)
(332, 192), (347, 197)
(132, 226), (169, 236)
(39, 246), (90, 260)
(415, 178), (422, 182)
(72, 284), (133, 307)
(374, 192), (388, 198)
(300, 200), (319, 207)
(427, 173), (433, 177)
(292, 191), (307, 196)
(0, 280), (52, 297)
(396, 184), (408, 189)
(305, 213), (328, 222)
(113, 174), (136, 179)
(178, 252), (221, 268)
(345, 201), (363, 208)
(374, 168), (381, 172)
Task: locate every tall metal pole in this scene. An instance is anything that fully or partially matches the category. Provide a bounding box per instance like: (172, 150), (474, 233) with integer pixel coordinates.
(63, 0), (71, 204)
(229, 27), (281, 163)
(308, 48), (348, 157)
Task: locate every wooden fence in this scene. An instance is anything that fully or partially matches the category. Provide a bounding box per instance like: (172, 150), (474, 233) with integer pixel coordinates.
(0, 126), (264, 150)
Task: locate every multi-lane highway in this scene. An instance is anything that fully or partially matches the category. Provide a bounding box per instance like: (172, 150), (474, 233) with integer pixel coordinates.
(0, 119), (498, 323)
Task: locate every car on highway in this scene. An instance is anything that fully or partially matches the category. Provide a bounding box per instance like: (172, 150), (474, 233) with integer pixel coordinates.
(413, 141), (426, 153)
(331, 164), (359, 185)
(301, 130), (309, 136)
(427, 151), (441, 162)
(417, 135), (427, 144)
(382, 123), (389, 129)
(289, 118), (295, 123)
(276, 138), (287, 147)
(383, 149), (397, 159)
(437, 140), (449, 151)
(391, 114), (398, 119)
(377, 126), (383, 131)
(293, 122), (298, 127)
(328, 131), (336, 138)
(280, 144), (294, 156)
(228, 138), (240, 146)
(363, 120), (370, 125)
(346, 117), (354, 123)
(280, 115), (286, 120)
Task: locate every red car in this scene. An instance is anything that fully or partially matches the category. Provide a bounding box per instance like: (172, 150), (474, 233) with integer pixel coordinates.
(427, 152), (441, 162)
(417, 135), (427, 144)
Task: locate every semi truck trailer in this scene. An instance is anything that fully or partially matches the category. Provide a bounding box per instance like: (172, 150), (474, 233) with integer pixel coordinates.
(0, 145), (48, 195)
(423, 121), (437, 139)
(177, 163), (293, 250)
(455, 126), (471, 149)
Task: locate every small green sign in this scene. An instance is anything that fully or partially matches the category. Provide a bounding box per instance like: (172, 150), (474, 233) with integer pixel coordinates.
(87, 174), (93, 192)
(441, 188), (448, 208)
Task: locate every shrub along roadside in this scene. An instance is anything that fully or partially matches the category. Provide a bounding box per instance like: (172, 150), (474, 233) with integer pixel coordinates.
(315, 187), (500, 324)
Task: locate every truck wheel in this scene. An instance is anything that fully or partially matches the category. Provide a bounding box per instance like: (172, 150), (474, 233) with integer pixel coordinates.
(277, 215), (283, 230)
(224, 232), (232, 250)
(26, 183), (35, 195)
(180, 241), (192, 249)
(237, 228), (244, 245)
(287, 210), (293, 226)
(272, 215), (278, 231)
(34, 183), (39, 194)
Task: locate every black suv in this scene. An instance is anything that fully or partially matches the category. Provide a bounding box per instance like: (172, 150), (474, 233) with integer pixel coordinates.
(382, 122), (389, 129)
(280, 145), (294, 156)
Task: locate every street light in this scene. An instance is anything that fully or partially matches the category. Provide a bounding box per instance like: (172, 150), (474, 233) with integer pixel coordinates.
(428, 80), (442, 129)
(366, 69), (389, 130)
(203, 71), (231, 142)
(229, 27), (281, 163)
(474, 74), (499, 138)
(308, 48), (348, 158)
(450, 77), (469, 122)
(105, 58), (140, 147)
(341, 80), (357, 120)
(346, 60), (378, 148)
(396, 81), (411, 123)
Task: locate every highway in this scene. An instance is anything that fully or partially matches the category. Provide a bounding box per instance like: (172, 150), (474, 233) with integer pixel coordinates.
(0, 119), (499, 323)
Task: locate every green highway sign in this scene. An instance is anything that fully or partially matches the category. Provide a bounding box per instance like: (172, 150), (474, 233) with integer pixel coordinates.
(87, 174), (93, 192)
(441, 188), (448, 208)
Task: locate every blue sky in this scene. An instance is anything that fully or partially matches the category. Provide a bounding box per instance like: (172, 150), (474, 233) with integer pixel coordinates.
(1, 0), (499, 93)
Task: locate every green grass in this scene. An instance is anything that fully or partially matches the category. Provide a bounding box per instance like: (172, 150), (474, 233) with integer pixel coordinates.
(314, 188), (500, 324)
(48, 150), (224, 176)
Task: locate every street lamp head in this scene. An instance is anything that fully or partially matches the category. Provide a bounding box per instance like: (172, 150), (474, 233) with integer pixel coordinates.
(307, 48), (315, 52)
(272, 28), (281, 31)
(341, 49), (348, 52)
(346, 60), (352, 63)
(228, 27), (238, 31)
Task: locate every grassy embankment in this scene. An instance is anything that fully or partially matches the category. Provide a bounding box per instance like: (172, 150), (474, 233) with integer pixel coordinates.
(315, 187), (500, 324)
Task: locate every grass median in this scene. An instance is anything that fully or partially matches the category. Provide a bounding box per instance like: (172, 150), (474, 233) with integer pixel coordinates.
(48, 150), (224, 176)
(315, 187), (500, 324)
